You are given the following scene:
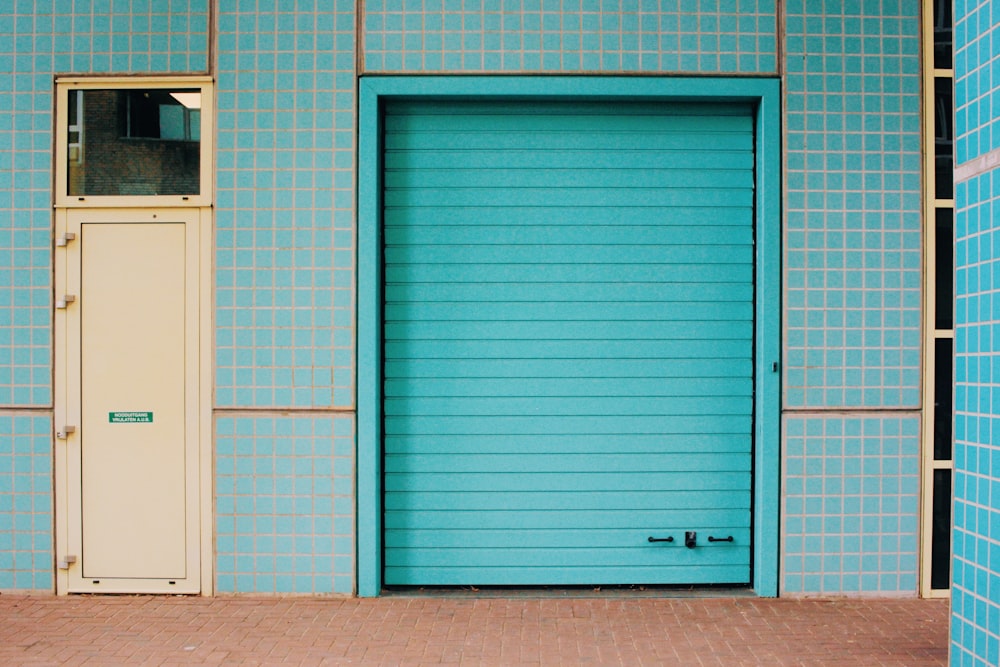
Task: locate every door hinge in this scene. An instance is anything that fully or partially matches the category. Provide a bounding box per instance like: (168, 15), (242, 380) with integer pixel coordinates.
(56, 425), (76, 439)
(56, 295), (76, 309)
(58, 555), (77, 570)
(55, 232), (76, 247)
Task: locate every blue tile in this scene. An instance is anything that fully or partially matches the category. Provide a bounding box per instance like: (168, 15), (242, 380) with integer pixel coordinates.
(0, 414), (52, 591)
(783, 415), (920, 594)
(215, 415), (354, 594)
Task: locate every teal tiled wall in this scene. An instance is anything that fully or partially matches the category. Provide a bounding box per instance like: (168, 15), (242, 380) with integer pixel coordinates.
(2, 0), (209, 76)
(215, 415), (355, 594)
(951, 1), (1000, 663)
(213, 0), (357, 593)
(0, 414), (52, 592)
(782, 0), (922, 411)
(363, 0), (778, 73)
(215, 0), (356, 410)
(779, 0), (923, 596)
(782, 415), (919, 594)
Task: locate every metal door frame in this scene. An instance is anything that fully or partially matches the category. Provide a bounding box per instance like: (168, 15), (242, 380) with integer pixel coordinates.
(356, 76), (782, 597)
(54, 207), (214, 594)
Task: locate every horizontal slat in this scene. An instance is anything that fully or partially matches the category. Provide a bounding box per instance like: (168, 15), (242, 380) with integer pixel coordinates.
(383, 565), (750, 586)
(385, 168), (752, 190)
(383, 282), (753, 303)
(384, 508), (751, 530)
(385, 244), (751, 264)
(385, 129), (752, 151)
(386, 262), (754, 283)
(384, 433), (751, 455)
(384, 490), (749, 511)
(384, 453), (750, 474)
(384, 339), (751, 360)
(383, 396), (752, 418)
(386, 471), (749, 492)
(385, 150), (754, 171)
(384, 546), (747, 568)
(385, 187), (753, 208)
(385, 106), (752, 128)
(385, 207), (753, 227)
(385, 414), (750, 435)
(385, 100), (753, 117)
(384, 358), (753, 378)
(384, 377), (751, 398)
(385, 321), (751, 342)
(384, 224), (753, 247)
(384, 302), (752, 322)
(384, 528), (751, 549)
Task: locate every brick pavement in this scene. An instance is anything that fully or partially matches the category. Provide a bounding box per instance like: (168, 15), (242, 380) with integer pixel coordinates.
(0, 593), (948, 666)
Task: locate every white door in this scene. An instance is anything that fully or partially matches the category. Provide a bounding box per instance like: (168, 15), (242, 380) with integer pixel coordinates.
(60, 209), (202, 593)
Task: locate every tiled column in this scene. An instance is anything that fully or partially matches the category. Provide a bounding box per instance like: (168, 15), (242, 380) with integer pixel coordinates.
(950, 1), (1000, 662)
(214, 0), (357, 594)
(781, 1), (923, 595)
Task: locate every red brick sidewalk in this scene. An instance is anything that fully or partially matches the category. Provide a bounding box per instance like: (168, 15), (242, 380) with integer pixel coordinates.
(0, 594), (948, 666)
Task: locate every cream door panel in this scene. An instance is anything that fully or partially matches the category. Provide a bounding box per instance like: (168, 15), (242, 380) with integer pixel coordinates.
(63, 209), (201, 593)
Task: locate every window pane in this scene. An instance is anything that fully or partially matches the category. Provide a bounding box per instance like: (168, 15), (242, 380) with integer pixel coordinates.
(934, 337), (953, 461)
(933, 0), (953, 70)
(67, 88), (201, 197)
(158, 104), (186, 140)
(935, 208), (954, 329)
(934, 78), (954, 200)
(930, 469), (952, 589)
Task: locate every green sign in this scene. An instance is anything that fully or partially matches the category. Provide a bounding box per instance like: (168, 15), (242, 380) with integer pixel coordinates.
(109, 411), (153, 423)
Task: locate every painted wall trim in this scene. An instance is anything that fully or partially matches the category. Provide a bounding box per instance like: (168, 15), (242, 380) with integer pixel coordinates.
(357, 75), (782, 597)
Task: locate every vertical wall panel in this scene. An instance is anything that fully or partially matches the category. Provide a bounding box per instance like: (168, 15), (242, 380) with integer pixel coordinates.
(782, 415), (919, 595)
(783, 0), (922, 410)
(215, 415), (355, 594)
(0, 413), (52, 592)
(215, 0), (356, 410)
(362, 0), (778, 74)
(779, 0), (924, 598)
(951, 0), (1000, 662)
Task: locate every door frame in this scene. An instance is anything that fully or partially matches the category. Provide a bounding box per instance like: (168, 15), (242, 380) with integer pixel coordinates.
(357, 76), (782, 597)
(53, 207), (214, 594)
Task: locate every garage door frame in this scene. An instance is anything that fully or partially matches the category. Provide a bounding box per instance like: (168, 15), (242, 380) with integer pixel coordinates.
(358, 76), (781, 597)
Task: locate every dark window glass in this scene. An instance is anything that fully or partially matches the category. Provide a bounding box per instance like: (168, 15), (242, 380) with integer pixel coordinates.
(930, 469), (952, 589)
(935, 208), (954, 329)
(934, 337), (953, 461)
(933, 0), (953, 70)
(935, 78), (954, 200)
(67, 89), (201, 197)
(123, 90), (201, 142)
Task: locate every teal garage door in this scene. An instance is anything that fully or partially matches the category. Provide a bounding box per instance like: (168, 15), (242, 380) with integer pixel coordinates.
(382, 101), (755, 586)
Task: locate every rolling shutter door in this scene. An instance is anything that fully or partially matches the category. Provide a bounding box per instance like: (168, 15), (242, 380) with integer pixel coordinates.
(382, 101), (755, 586)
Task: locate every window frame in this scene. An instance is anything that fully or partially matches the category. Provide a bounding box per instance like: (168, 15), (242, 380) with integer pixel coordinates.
(54, 76), (214, 208)
(920, 0), (955, 599)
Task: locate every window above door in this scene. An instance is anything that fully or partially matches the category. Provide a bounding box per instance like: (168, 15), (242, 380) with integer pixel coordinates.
(55, 77), (213, 207)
